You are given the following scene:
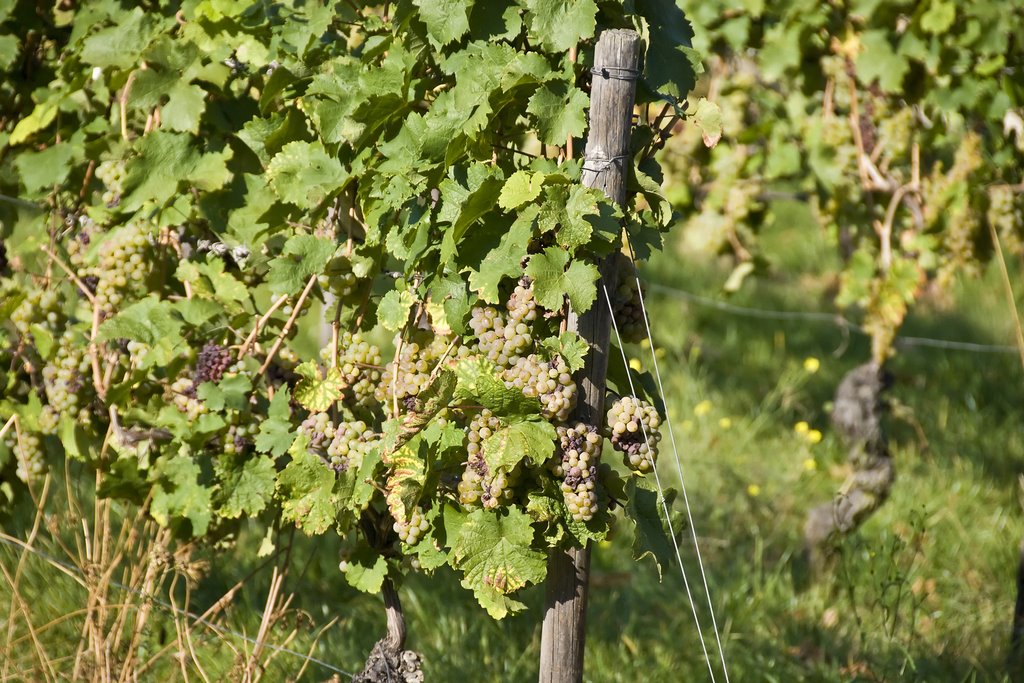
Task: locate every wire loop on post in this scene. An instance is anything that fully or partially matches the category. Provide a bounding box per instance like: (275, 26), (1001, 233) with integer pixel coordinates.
(589, 65), (641, 81)
(581, 153), (629, 175)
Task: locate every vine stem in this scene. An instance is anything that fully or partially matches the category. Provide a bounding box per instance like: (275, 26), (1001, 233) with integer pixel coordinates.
(987, 221), (1024, 372)
(239, 292), (290, 360)
(257, 274), (318, 375)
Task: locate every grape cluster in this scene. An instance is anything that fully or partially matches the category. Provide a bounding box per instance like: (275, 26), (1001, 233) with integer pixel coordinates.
(11, 288), (61, 337)
(299, 411), (335, 452)
(95, 159), (125, 207)
(501, 354), (576, 422)
(224, 422), (254, 455)
(194, 342), (233, 385)
(553, 423), (602, 521)
(5, 432), (45, 483)
(335, 332), (383, 408)
(375, 335), (449, 412)
(167, 377), (207, 421)
(457, 409), (516, 509)
(40, 333), (90, 434)
(468, 279), (538, 368)
(393, 506), (430, 546)
(606, 396), (662, 473)
(89, 223), (152, 314)
(611, 269), (647, 344)
(325, 420), (377, 472)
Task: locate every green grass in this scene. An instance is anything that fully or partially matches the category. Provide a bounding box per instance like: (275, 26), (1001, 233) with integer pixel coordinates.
(3, 214), (1023, 682)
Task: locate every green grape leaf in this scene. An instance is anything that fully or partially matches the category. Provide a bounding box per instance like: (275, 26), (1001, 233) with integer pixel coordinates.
(527, 81), (588, 146)
(217, 454), (276, 519)
(162, 82), (206, 133)
(80, 8), (162, 69)
(540, 331), (589, 372)
(468, 213), (535, 303)
(377, 289), (416, 332)
(343, 546), (389, 594)
(498, 171), (546, 211)
(277, 442), (338, 535)
(413, 0), (473, 46)
(121, 131), (232, 211)
(293, 361), (346, 413)
(524, 0), (598, 53)
(633, 0), (700, 100)
(150, 452), (213, 537)
(525, 247), (599, 313)
(856, 30), (909, 93)
(196, 374), (252, 412)
(454, 357), (541, 418)
(255, 392), (294, 457)
(15, 143), (75, 194)
(691, 97), (723, 148)
(920, 1), (956, 34)
(448, 508), (547, 619)
(97, 297), (184, 353)
(266, 140), (348, 207)
(267, 235), (337, 295)
(8, 99), (59, 146)
(481, 418), (556, 473)
(385, 443), (426, 525)
(626, 476), (680, 580)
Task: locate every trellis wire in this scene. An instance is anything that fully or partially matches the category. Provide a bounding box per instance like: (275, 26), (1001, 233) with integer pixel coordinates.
(0, 535), (355, 679)
(647, 281), (1019, 355)
(602, 284), (718, 683)
(626, 243), (732, 683)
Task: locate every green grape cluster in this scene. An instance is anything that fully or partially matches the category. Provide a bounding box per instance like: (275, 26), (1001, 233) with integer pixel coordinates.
(606, 396), (662, 473)
(40, 333), (90, 434)
(393, 506), (430, 546)
(300, 412), (336, 452)
(5, 432), (45, 483)
(167, 377), (207, 421)
(326, 420), (377, 472)
(553, 423), (602, 521)
(95, 159), (126, 207)
(501, 354), (576, 422)
(375, 335), (449, 412)
(89, 223), (152, 314)
(11, 288), (61, 337)
(468, 305), (531, 367)
(224, 422), (255, 455)
(458, 409), (516, 510)
(611, 270), (647, 344)
(331, 332), (383, 409)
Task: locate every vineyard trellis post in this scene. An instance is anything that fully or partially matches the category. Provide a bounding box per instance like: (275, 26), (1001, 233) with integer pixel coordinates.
(538, 28), (640, 683)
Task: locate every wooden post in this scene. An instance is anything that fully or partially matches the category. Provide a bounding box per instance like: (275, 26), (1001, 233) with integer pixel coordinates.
(538, 28), (640, 683)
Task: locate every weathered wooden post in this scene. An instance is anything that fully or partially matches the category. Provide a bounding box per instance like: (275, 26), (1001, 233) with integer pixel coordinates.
(538, 28), (640, 683)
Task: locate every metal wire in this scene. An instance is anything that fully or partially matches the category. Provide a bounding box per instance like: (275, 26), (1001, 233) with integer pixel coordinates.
(602, 284), (719, 683)
(647, 281), (1020, 355)
(0, 535), (355, 678)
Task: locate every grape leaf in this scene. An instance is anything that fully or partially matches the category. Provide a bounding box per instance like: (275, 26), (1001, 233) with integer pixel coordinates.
(197, 374), (252, 412)
(414, 0), (473, 47)
(162, 81), (206, 133)
(691, 97), (723, 148)
(498, 171), (546, 211)
(267, 235), (337, 295)
(150, 452), (213, 537)
(527, 81), (588, 146)
(277, 444), (338, 535)
(454, 357), (542, 418)
(525, 247), (599, 313)
(293, 361), (346, 413)
(540, 331), (589, 372)
(524, 0), (598, 53)
(218, 454), (275, 518)
(266, 140), (348, 206)
(343, 546), (389, 594)
(15, 143), (74, 194)
(448, 508), (547, 619)
(468, 213), (535, 303)
(377, 289), (416, 332)
(254, 391), (294, 457)
(481, 418), (556, 473)
(626, 476), (680, 580)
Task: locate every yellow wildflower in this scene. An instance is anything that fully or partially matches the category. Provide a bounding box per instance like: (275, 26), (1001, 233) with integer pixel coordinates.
(804, 357), (820, 373)
(681, 420), (694, 433)
(640, 338), (651, 349)
(746, 484), (761, 497)
(794, 421), (809, 434)
(718, 417), (732, 429)
(655, 347), (666, 359)
(803, 458), (817, 471)
(807, 429), (823, 445)
(628, 358), (642, 371)
(694, 400), (712, 416)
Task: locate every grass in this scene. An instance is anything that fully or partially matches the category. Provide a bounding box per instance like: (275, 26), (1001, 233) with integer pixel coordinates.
(2, 210), (1023, 681)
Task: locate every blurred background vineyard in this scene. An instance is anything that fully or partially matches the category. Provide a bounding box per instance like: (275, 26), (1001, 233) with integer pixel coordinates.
(3, 0), (1024, 681)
